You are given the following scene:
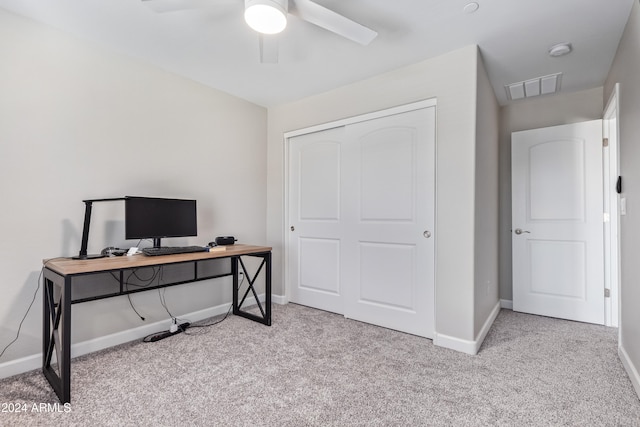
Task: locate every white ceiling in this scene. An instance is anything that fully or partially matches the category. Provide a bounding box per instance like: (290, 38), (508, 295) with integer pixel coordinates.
(0, 0), (634, 107)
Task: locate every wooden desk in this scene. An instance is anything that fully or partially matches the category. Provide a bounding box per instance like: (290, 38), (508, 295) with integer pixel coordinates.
(42, 244), (272, 404)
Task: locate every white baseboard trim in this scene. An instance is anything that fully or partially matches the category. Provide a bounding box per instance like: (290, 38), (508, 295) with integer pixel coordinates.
(434, 301), (501, 355)
(433, 332), (477, 355)
(500, 299), (513, 310)
(475, 301), (501, 353)
(619, 344), (640, 399)
(0, 294), (286, 380)
(272, 294), (288, 305)
(0, 353), (41, 382)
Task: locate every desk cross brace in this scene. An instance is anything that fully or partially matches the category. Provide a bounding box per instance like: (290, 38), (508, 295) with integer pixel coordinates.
(42, 274), (71, 403)
(232, 252), (271, 326)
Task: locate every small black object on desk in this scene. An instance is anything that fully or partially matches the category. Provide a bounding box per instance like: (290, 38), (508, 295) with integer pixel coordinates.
(215, 236), (237, 245)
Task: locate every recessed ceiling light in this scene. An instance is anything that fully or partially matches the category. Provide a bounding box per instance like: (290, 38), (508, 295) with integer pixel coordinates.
(548, 42), (572, 57)
(463, 2), (479, 14)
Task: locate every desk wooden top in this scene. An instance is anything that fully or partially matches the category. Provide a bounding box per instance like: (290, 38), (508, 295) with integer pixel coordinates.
(43, 244), (272, 276)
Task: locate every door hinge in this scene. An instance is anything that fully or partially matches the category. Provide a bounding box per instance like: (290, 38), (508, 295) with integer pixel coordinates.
(605, 288), (611, 298)
(603, 138), (609, 147)
(604, 213), (610, 223)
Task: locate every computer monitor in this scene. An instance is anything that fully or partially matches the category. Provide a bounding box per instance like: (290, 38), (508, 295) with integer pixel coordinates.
(125, 196), (197, 248)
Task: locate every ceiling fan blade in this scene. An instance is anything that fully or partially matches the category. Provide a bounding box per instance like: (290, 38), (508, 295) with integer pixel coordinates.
(259, 34), (279, 64)
(289, 0), (377, 46)
(141, 0), (232, 13)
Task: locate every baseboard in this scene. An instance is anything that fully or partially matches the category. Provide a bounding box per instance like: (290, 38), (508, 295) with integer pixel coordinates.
(433, 332), (477, 355)
(500, 299), (513, 310)
(475, 301), (501, 353)
(434, 301), (500, 355)
(0, 353), (41, 382)
(0, 294), (285, 380)
(272, 294), (288, 305)
(619, 344), (640, 400)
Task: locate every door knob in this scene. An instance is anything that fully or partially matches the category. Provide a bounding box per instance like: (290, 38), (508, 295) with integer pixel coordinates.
(423, 230), (431, 238)
(514, 228), (530, 235)
(290, 226), (295, 232)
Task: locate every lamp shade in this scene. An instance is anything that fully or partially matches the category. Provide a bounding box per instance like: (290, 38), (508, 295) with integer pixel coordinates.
(244, 0), (288, 34)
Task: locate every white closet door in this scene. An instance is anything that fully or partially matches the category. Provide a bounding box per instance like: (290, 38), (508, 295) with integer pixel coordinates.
(342, 108), (435, 338)
(288, 127), (346, 314)
(287, 105), (436, 338)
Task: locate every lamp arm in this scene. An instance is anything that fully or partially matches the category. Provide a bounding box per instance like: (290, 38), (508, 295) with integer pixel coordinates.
(76, 201), (93, 259)
(72, 197), (126, 260)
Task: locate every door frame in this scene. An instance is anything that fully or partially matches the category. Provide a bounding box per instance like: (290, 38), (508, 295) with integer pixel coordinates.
(510, 91), (621, 327)
(282, 98), (438, 303)
(603, 83), (621, 328)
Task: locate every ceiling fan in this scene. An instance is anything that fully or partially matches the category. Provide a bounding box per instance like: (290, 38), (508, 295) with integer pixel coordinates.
(142, 0), (378, 63)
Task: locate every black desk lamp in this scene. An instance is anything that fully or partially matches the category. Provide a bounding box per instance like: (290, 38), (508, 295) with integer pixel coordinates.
(72, 198), (125, 260)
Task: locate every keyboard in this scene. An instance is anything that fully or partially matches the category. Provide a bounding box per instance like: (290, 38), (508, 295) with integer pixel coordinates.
(142, 246), (208, 256)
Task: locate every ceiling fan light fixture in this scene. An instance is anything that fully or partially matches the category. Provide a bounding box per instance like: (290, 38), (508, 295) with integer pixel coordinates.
(245, 0), (288, 35)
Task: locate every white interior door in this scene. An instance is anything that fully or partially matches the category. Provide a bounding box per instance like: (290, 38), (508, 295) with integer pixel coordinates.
(287, 104), (436, 338)
(342, 109), (435, 338)
(288, 127), (346, 314)
(512, 120), (604, 324)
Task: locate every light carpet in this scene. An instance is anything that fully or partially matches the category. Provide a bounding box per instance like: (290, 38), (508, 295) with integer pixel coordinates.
(0, 303), (639, 426)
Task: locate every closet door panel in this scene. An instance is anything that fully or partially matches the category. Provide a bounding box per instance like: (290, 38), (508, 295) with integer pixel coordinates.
(343, 107), (435, 338)
(288, 127), (345, 314)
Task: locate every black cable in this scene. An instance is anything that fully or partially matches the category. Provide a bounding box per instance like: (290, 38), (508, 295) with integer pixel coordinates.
(107, 265), (160, 289)
(126, 294), (146, 321)
(185, 272), (245, 332)
(145, 272), (246, 339)
(0, 267), (43, 361)
(127, 265), (160, 284)
(184, 303), (233, 333)
(136, 265), (246, 341)
(158, 286), (175, 319)
(123, 267), (161, 320)
(108, 265), (163, 321)
(154, 266), (177, 320)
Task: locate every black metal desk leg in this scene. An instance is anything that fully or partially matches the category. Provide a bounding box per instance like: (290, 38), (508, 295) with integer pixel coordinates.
(42, 271), (72, 404)
(60, 276), (71, 403)
(42, 277), (51, 378)
(265, 251), (271, 326)
(232, 256), (239, 315)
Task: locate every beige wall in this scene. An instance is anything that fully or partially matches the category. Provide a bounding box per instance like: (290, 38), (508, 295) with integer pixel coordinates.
(474, 53), (500, 337)
(604, 0), (640, 395)
(267, 45), (492, 345)
(498, 87), (604, 302)
(0, 10), (267, 366)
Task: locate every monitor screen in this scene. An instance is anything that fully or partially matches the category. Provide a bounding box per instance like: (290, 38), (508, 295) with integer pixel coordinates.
(125, 197), (197, 246)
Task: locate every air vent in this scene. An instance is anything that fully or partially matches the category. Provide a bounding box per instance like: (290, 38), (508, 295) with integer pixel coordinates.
(505, 73), (562, 101)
